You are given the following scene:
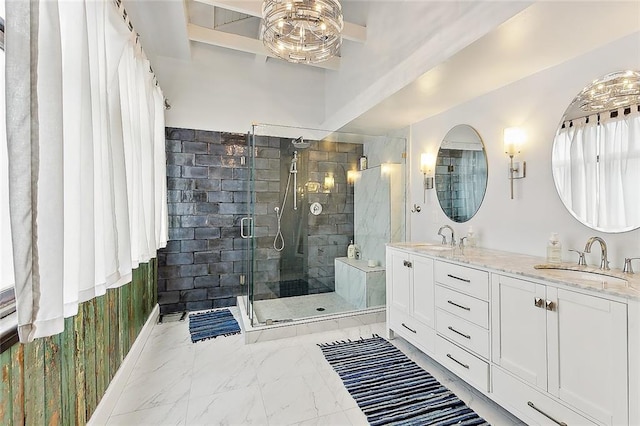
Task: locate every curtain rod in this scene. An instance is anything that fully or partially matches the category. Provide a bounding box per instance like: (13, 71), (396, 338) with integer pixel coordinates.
(113, 0), (171, 110)
(562, 104), (640, 128)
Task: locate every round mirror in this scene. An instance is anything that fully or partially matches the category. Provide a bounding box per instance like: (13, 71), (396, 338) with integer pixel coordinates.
(435, 124), (488, 222)
(552, 70), (640, 233)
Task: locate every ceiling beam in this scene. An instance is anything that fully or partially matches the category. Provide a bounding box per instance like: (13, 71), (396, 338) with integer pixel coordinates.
(188, 23), (341, 70)
(194, 0), (367, 42)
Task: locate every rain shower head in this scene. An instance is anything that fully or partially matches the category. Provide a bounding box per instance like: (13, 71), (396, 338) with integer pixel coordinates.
(291, 136), (310, 149)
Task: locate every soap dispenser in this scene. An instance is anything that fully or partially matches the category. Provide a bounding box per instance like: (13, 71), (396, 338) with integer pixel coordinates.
(547, 233), (562, 264)
(347, 240), (355, 259)
(466, 226), (477, 248)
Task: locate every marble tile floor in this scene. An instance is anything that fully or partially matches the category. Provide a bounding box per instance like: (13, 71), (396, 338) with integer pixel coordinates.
(253, 292), (358, 324)
(105, 306), (525, 426)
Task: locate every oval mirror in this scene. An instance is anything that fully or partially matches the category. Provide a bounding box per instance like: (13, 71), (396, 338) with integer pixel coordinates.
(435, 124), (488, 222)
(551, 70), (640, 233)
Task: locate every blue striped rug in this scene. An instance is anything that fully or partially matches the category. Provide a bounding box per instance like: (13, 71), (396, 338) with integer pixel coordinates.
(188, 309), (241, 343)
(319, 335), (489, 426)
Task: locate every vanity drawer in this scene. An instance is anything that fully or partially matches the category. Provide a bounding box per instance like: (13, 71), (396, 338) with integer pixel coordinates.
(435, 285), (489, 329)
(493, 367), (598, 426)
(435, 261), (489, 301)
(436, 309), (489, 359)
(389, 308), (435, 354)
(435, 335), (489, 392)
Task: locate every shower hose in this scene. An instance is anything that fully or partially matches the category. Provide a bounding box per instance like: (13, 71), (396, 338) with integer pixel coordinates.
(273, 171), (293, 252)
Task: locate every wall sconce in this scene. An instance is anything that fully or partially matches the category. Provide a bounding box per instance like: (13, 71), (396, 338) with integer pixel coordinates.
(323, 173), (335, 193)
(503, 127), (526, 200)
(420, 153), (436, 202)
(347, 170), (358, 186)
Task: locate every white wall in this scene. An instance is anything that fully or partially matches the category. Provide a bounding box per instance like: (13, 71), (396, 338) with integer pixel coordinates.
(409, 32), (640, 269)
(155, 43), (326, 133)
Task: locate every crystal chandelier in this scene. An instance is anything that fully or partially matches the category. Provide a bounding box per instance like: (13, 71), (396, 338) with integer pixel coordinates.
(574, 70), (640, 113)
(262, 0), (344, 64)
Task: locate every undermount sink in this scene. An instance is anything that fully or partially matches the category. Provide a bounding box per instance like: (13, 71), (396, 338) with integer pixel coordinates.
(534, 265), (629, 287)
(417, 244), (455, 251)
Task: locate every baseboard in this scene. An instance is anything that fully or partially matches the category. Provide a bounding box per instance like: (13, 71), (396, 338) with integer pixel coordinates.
(88, 304), (160, 425)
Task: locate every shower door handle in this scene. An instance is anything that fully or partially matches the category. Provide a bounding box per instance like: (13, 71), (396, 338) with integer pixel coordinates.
(240, 217), (253, 239)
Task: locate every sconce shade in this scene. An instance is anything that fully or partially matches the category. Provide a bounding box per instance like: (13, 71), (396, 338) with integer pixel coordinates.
(420, 153), (436, 175)
(323, 173), (335, 191)
(504, 127), (527, 199)
(504, 127), (525, 156)
(347, 170), (358, 185)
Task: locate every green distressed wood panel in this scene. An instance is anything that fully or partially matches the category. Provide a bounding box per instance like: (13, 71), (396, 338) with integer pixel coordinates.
(131, 268), (140, 336)
(119, 283), (130, 358)
(141, 264), (149, 325)
(1, 349), (11, 424)
(127, 279), (135, 353)
(73, 305), (87, 425)
(10, 344), (24, 425)
(137, 265), (144, 332)
(60, 317), (76, 426)
(107, 288), (120, 378)
(141, 264), (148, 326)
(24, 339), (45, 426)
(83, 299), (97, 418)
(95, 295), (108, 401)
(1, 259), (158, 426)
(44, 334), (62, 426)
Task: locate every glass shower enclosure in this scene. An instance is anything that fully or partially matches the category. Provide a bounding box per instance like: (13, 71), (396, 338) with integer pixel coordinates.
(243, 124), (406, 326)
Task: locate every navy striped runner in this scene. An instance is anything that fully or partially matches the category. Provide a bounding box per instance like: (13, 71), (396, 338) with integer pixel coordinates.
(189, 309), (241, 343)
(319, 335), (489, 426)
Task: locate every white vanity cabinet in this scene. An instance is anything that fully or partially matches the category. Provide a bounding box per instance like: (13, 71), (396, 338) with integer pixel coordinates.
(386, 248), (436, 354)
(491, 274), (628, 425)
(386, 244), (637, 426)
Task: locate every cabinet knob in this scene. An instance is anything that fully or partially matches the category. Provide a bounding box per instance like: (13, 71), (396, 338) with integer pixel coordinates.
(545, 300), (556, 311)
(534, 297), (544, 308)
(403, 260), (412, 268)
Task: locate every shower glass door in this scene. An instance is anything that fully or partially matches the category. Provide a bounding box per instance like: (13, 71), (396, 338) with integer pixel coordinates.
(246, 124), (406, 326)
(244, 129), (256, 323)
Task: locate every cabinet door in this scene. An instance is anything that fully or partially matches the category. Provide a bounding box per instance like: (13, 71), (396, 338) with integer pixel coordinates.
(491, 275), (547, 390)
(547, 287), (628, 425)
(412, 255), (434, 328)
(387, 249), (411, 314)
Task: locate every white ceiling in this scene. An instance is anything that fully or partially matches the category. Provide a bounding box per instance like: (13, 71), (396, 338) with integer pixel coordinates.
(122, 0), (640, 135)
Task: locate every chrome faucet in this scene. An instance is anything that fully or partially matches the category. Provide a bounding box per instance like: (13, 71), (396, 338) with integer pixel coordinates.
(583, 236), (610, 270)
(438, 225), (456, 246)
(623, 257), (640, 274)
(459, 236), (468, 252)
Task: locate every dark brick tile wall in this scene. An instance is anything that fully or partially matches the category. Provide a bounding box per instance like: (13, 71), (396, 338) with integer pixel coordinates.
(158, 128), (249, 313)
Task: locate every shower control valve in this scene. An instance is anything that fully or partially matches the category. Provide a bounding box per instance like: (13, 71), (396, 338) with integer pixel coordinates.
(310, 202), (323, 215)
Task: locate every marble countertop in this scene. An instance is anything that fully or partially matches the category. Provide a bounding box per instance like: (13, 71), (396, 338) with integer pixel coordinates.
(388, 242), (640, 300)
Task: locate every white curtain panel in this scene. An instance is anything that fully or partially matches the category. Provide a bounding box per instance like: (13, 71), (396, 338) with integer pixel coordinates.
(551, 124), (573, 209)
(0, 34), (13, 294)
(570, 116), (599, 225)
(553, 110), (640, 231)
(5, 0), (167, 342)
(600, 109), (640, 230)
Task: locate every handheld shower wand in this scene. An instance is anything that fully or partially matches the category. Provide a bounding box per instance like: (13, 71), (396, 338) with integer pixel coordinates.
(291, 152), (298, 210)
